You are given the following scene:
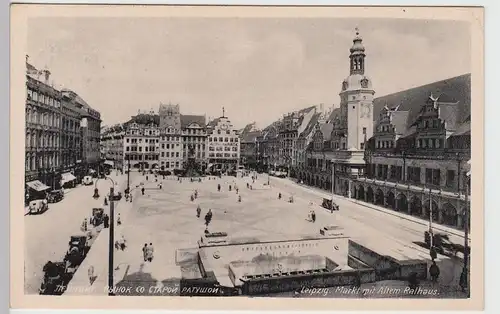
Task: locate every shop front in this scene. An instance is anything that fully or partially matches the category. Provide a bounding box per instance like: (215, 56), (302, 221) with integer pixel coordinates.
(61, 172), (77, 188)
(25, 180), (51, 204)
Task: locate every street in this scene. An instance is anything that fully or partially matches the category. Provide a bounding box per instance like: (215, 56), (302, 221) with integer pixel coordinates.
(24, 171), (139, 294)
(100, 173), (467, 297)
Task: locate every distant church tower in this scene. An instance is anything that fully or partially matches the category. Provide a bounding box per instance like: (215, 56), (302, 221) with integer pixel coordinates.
(338, 28), (375, 150)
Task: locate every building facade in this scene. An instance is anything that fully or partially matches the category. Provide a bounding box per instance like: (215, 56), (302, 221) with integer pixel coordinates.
(239, 122), (261, 169)
(181, 114), (207, 168)
(100, 124), (125, 170)
(158, 104), (183, 172)
(206, 111), (240, 169)
(61, 89), (102, 174)
(123, 113), (160, 170)
(25, 61), (63, 194)
(293, 29), (471, 230)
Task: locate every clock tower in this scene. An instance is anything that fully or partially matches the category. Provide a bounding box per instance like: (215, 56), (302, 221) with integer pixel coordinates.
(339, 28), (375, 150)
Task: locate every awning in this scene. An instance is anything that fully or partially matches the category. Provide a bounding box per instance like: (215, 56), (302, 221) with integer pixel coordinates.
(26, 180), (50, 192)
(61, 172), (77, 184)
(104, 160), (114, 167)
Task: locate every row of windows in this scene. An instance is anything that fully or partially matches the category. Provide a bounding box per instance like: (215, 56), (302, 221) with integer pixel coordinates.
(209, 146), (238, 152)
(25, 154), (60, 171)
(216, 129), (232, 135)
(161, 161), (180, 168)
(369, 164), (459, 188)
(208, 137), (239, 143)
(26, 132), (60, 148)
(185, 128), (206, 135)
(208, 153), (239, 158)
(417, 138), (443, 149)
(418, 118), (442, 130)
(160, 152), (180, 158)
(126, 138), (160, 144)
(26, 109), (61, 128)
(126, 146), (159, 152)
(125, 154), (159, 161)
(27, 89), (61, 108)
(377, 140), (394, 149)
(161, 136), (181, 141)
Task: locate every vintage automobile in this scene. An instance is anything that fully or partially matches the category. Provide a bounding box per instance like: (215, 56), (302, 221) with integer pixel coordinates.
(39, 261), (67, 295)
(322, 198), (340, 211)
(424, 231), (471, 256)
(47, 190), (64, 203)
(109, 191), (123, 201)
(64, 234), (89, 275)
(92, 207), (105, 226)
(28, 199), (49, 214)
(82, 176), (93, 186)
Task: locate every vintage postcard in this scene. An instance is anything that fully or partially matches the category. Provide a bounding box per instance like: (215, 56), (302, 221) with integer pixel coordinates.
(10, 4), (484, 311)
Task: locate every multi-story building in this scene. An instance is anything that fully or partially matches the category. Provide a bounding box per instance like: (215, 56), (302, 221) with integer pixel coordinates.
(100, 124), (125, 170)
(25, 60), (63, 196)
(356, 75), (471, 230)
(206, 110), (240, 169)
(123, 112), (160, 170)
(260, 121), (281, 170)
(59, 92), (83, 186)
(295, 29), (471, 230)
(239, 122), (261, 168)
(158, 103), (183, 172)
(298, 29), (376, 198)
(181, 114), (207, 168)
(62, 89), (102, 175)
(277, 106), (317, 170)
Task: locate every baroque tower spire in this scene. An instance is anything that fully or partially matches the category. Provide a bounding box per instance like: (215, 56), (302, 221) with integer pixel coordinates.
(349, 27), (366, 75)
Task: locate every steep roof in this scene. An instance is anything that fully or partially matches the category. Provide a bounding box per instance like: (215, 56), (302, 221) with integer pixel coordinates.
(241, 131), (262, 143)
(125, 113), (160, 126)
(449, 117), (471, 137)
(299, 112), (321, 138)
(373, 73), (471, 127)
(328, 108), (342, 122)
(182, 114), (206, 128)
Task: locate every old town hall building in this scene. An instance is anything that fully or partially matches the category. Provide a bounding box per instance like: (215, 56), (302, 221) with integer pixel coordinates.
(296, 30), (471, 231)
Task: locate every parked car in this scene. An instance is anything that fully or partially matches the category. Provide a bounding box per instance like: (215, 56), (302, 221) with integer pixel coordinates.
(47, 190), (64, 203)
(322, 198), (339, 211)
(28, 199), (49, 214)
(82, 176), (93, 186)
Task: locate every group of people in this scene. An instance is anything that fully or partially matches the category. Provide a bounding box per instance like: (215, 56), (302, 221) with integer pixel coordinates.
(142, 243), (155, 262)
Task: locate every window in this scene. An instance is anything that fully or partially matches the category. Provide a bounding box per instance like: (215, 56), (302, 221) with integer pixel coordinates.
(360, 143), (365, 149)
(217, 130), (221, 135)
(139, 147), (142, 152)
(224, 137), (228, 142)
(176, 152), (179, 158)
(363, 127), (367, 135)
(446, 170), (455, 188)
(219, 137), (223, 142)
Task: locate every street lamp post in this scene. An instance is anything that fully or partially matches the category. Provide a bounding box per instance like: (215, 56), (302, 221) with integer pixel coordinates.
(93, 176), (116, 296)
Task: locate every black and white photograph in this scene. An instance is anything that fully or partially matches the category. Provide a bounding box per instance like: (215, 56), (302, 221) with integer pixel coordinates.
(10, 5), (484, 311)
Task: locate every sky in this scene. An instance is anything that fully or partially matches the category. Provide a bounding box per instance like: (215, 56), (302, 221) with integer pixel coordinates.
(27, 17), (471, 130)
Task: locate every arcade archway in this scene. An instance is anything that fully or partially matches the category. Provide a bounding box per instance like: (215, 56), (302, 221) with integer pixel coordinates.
(423, 199), (439, 222)
(396, 193), (408, 212)
(386, 191), (395, 209)
(366, 187), (374, 203)
(409, 196), (422, 217)
(357, 186), (365, 200)
(375, 189), (385, 206)
(442, 203), (458, 227)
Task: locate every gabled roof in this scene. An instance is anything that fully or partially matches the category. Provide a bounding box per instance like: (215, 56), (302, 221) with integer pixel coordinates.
(181, 114), (206, 128)
(390, 111), (410, 136)
(373, 74), (471, 128)
(320, 122), (334, 141)
(328, 108), (341, 122)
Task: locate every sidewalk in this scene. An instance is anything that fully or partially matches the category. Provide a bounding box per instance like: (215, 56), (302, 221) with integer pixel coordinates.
(273, 177), (470, 240)
(64, 176), (141, 296)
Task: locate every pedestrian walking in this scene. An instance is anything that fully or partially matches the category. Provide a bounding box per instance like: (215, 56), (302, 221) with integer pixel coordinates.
(130, 194), (133, 203)
(429, 261), (440, 282)
(238, 195), (242, 203)
(196, 205), (201, 218)
(117, 213), (122, 226)
(146, 243), (154, 262)
(142, 243), (148, 262)
(311, 210), (316, 223)
(88, 265), (95, 285)
(217, 184), (221, 192)
(146, 175), (149, 181)
(103, 214), (110, 228)
(159, 183), (162, 190)
(141, 187), (145, 195)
